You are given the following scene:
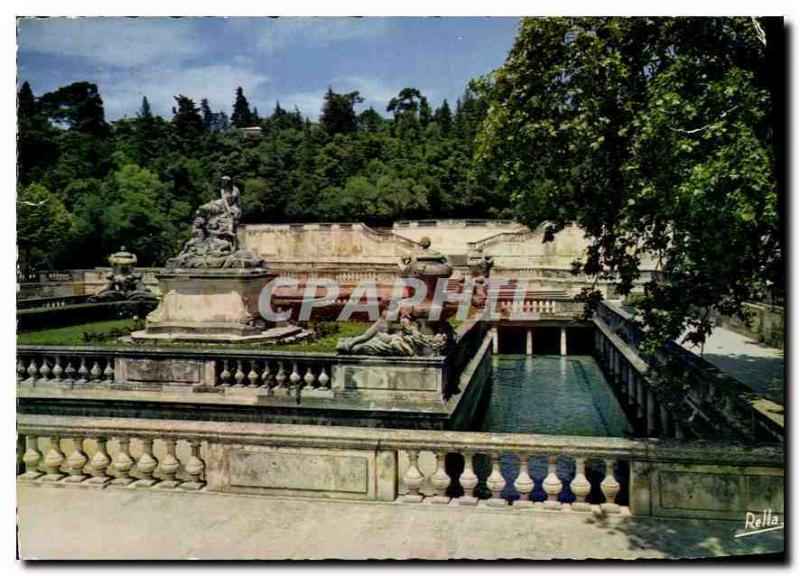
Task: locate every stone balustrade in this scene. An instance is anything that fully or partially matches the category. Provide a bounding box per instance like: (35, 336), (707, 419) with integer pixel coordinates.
(16, 295), (90, 310)
(16, 347), (337, 399)
(17, 414), (783, 520)
(18, 351), (116, 387)
(594, 302), (784, 443)
(214, 356), (332, 396)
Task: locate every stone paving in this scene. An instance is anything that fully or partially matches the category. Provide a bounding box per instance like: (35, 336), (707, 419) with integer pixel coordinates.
(682, 326), (785, 404)
(17, 482), (783, 560)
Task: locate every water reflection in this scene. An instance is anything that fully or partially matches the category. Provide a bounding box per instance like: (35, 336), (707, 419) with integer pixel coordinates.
(457, 354), (632, 504)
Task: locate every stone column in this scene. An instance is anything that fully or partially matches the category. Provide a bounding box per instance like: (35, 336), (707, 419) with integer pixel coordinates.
(525, 329), (533, 356)
(560, 327), (567, 356)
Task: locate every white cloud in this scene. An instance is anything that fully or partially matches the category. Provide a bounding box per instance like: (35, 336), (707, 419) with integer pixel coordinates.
(18, 17), (203, 67)
(97, 63), (269, 119)
(235, 17), (391, 54)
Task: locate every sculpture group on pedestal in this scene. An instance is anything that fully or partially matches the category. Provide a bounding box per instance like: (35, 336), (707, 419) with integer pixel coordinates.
(89, 247), (155, 302)
(132, 176), (307, 344)
(166, 176), (265, 270)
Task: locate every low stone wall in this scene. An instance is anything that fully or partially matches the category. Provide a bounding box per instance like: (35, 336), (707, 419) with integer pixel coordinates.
(238, 223), (420, 264)
(393, 219), (526, 256)
(595, 302), (784, 444)
(17, 414), (783, 520)
(714, 302), (785, 349)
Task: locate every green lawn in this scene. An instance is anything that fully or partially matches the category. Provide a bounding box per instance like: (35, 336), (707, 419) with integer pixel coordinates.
(17, 318), (370, 354)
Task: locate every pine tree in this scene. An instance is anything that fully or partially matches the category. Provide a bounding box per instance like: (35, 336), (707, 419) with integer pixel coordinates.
(171, 95), (204, 144)
(138, 96), (153, 119)
(320, 87), (363, 135)
(433, 99), (452, 135)
(200, 98), (213, 131)
(231, 86), (253, 128)
(18, 81), (37, 119)
(419, 96), (432, 128)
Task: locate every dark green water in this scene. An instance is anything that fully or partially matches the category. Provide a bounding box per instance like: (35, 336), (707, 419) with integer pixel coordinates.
(475, 355), (632, 437)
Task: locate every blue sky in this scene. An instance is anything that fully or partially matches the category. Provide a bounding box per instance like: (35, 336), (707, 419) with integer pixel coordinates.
(17, 17), (520, 121)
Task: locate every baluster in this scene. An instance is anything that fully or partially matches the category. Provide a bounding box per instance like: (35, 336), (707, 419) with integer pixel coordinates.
(39, 357), (52, 381)
(182, 440), (205, 490)
(659, 403), (671, 438)
(76, 358), (89, 383)
(458, 452), (478, 506)
(110, 437), (135, 486)
(17, 357), (26, 382)
(218, 360), (231, 386)
(636, 378), (644, 420)
(64, 359), (76, 383)
(429, 451), (451, 504)
(486, 453), (507, 507)
(304, 366), (316, 389)
(133, 437), (159, 488)
(89, 359), (102, 381)
(600, 459), (621, 513)
(86, 437), (112, 485)
(318, 366), (330, 390)
(289, 362), (301, 392)
(20, 434), (43, 480)
(627, 369), (636, 406)
(247, 361), (259, 387)
(157, 438), (182, 489)
(52, 356), (63, 381)
(402, 450), (424, 503)
(233, 361), (245, 387)
(64, 437), (89, 483)
(542, 455), (563, 510)
(260, 361), (273, 388)
(275, 362), (287, 390)
(513, 454), (534, 507)
(26, 358), (39, 384)
(41, 436), (66, 482)
(569, 457), (592, 512)
(104, 357), (115, 382)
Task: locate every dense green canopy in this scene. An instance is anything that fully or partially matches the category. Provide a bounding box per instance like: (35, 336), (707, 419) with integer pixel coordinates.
(17, 82), (500, 270)
(473, 17), (782, 347)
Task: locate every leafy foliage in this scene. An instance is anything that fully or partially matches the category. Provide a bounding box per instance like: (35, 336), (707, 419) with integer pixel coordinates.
(474, 16), (781, 347)
(17, 82), (498, 270)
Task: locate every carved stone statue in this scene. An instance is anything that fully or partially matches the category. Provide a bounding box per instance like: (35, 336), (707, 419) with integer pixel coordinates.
(89, 247), (155, 302)
(468, 246), (494, 279)
(337, 238), (458, 357)
(337, 309), (448, 356)
(165, 176), (265, 269)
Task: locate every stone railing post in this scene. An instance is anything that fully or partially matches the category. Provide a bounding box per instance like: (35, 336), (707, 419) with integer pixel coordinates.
(458, 452), (479, 506)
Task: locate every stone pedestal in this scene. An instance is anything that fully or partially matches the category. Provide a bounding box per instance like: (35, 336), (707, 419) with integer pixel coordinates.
(131, 268), (299, 343)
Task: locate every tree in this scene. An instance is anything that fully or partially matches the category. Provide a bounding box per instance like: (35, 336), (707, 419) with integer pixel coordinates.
(433, 99), (453, 136)
(200, 98), (213, 132)
(17, 182), (76, 270)
(139, 96), (152, 119)
(387, 87), (424, 136)
(320, 87), (363, 136)
(38, 81), (109, 136)
(17, 82), (60, 184)
(231, 86), (254, 128)
(419, 96), (432, 128)
(474, 16), (781, 347)
(171, 95), (204, 146)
